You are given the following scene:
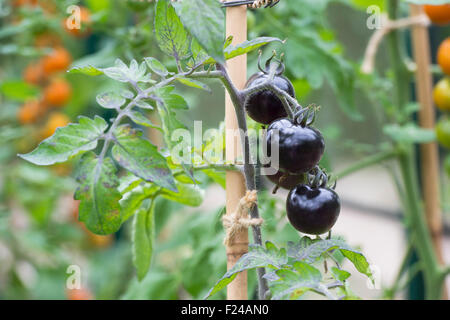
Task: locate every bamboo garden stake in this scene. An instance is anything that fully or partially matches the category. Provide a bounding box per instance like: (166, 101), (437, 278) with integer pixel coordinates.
(409, 4), (447, 298)
(224, 2), (248, 300)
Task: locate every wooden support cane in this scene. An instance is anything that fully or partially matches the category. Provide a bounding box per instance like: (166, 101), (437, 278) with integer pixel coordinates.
(409, 4), (447, 299)
(224, 2), (248, 300)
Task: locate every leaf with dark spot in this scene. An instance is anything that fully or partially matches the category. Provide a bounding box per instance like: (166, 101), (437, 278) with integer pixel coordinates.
(74, 152), (123, 235)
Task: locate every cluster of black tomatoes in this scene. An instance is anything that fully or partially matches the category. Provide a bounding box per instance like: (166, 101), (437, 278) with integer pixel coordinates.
(244, 56), (341, 236)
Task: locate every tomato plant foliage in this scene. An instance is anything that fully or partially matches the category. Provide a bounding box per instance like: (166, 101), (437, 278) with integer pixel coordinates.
(206, 238), (372, 300)
(17, 0), (372, 298)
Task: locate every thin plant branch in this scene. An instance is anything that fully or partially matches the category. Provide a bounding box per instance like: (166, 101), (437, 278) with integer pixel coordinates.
(361, 13), (430, 74)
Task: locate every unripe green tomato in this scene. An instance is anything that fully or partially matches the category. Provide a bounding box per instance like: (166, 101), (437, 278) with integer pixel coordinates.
(436, 116), (450, 149)
(445, 155), (450, 177)
(433, 77), (450, 112)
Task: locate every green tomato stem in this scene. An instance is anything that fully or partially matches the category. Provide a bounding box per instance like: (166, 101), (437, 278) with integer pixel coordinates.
(386, 0), (445, 300)
(333, 149), (398, 182)
(397, 150), (443, 299)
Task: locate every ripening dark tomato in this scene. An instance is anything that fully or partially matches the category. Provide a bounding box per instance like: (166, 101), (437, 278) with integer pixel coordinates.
(266, 170), (304, 190)
(286, 184), (340, 235)
(245, 73), (295, 125)
(266, 118), (325, 174)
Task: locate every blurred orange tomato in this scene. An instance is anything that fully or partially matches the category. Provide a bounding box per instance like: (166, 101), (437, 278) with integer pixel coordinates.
(424, 4), (450, 25)
(17, 100), (42, 124)
(23, 61), (45, 85)
(66, 288), (93, 300)
(43, 79), (72, 107)
(39, 0), (57, 14)
(42, 47), (72, 75)
(34, 33), (61, 48)
(50, 163), (72, 176)
(12, 0), (38, 7)
(85, 230), (114, 249)
(40, 112), (70, 138)
(438, 38), (450, 75)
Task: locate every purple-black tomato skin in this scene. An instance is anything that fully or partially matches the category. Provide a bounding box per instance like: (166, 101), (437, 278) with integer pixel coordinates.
(266, 170), (304, 190)
(245, 73), (295, 125)
(286, 184), (340, 235)
(266, 118), (325, 174)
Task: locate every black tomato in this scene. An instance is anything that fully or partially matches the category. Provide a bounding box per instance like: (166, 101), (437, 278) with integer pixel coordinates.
(266, 170), (304, 190)
(245, 73), (295, 125)
(265, 118), (324, 174)
(286, 184), (340, 235)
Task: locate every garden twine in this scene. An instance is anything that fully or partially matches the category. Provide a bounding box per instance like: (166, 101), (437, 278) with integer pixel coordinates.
(222, 190), (263, 246)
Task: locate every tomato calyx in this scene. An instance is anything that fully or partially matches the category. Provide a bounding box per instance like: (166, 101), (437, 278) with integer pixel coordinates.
(293, 104), (319, 128)
(307, 166), (336, 190)
(257, 50), (285, 77)
(269, 171), (305, 194)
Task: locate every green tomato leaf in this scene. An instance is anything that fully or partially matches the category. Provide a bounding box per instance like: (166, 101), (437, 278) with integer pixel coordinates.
(285, 29), (361, 120)
(287, 237), (373, 279)
(270, 262), (323, 300)
(350, 0), (385, 11)
(383, 123), (436, 144)
(112, 125), (177, 192)
(135, 99), (154, 110)
(205, 241), (288, 299)
(190, 38), (209, 64)
(133, 200), (156, 281)
(121, 89), (135, 99)
(74, 152), (123, 235)
(331, 267), (351, 282)
(155, 0), (191, 60)
(100, 59), (131, 83)
(176, 77), (211, 92)
(203, 169), (225, 189)
(144, 57), (169, 77)
(156, 97), (195, 183)
(225, 37), (282, 60)
(118, 173), (143, 195)
(127, 111), (162, 131)
(101, 59), (153, 83)
(224, 35), (233, 49)
(203, 37), (283, 64)
(136, 100), (154, 110)
(68, 65), (104, 76)
(0, 80), (39, 101)
(160, 182), (204, 206)
(19, 116), (108, 166)
(120, 183), (160, 222)
(96, 92), (126, 109)
(155, 86), (188, 110)
(172, 0), (225, 64)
